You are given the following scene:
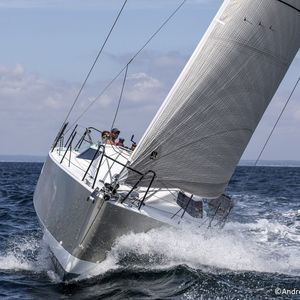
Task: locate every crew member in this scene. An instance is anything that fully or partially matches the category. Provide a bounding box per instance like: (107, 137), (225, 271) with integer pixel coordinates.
(110, 128), (120, 145)
(101, 130), (111, 143)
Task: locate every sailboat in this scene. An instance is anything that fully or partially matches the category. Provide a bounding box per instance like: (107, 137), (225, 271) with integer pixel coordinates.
(33, 0), (300, 279)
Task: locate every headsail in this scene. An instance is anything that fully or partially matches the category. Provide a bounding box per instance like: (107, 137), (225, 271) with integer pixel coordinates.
(126, 0), (300, 197)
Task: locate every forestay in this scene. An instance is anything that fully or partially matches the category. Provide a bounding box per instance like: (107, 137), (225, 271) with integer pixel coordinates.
(126, 0), (300, 197)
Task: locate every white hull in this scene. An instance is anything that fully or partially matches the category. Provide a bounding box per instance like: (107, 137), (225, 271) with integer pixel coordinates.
(34, 145), (205, 278)
(43, 224), (99, 279)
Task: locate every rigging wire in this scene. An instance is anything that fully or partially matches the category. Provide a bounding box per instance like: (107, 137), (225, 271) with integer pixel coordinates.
(67, 0), (188, 129)
(229, 76), (300, 196)
(110, 63), (129, 130)
(254, 76), (300, 166)
(146, 73), (298, 163)
(60, 0), (128, 129)
(226, 77), (300, 195)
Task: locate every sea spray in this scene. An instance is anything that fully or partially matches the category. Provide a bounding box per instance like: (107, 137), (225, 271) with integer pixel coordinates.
(95, 218), (300, 277)
(0, 234), (52, 274)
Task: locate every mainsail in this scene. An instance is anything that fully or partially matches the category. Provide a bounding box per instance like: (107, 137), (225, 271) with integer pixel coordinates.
(126, 0), (300, 197)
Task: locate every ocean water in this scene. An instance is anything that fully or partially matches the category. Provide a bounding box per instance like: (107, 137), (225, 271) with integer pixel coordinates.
(0, 162), (299, 299)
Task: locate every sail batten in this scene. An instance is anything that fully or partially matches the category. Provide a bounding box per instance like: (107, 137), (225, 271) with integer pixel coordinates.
(126, 0), (300, 197)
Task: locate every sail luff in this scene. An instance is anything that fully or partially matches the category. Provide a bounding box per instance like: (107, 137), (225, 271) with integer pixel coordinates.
(127, 0), (300, 197)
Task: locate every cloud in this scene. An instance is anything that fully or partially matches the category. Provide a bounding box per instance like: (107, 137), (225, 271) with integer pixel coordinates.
(125, 72), (163, 103)
(0, 64), (74, 112)
(0, 62), (170, 155)
(0, 64), (24, 76)
(1, 45), (299, 160)
(0, 65), (78, 155)
(106, 50), (188, 86)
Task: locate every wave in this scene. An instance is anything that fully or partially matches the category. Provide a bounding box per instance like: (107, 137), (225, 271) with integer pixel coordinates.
(111, 226), (296, 273)
(1, 213), (299, 281)
(78, 213), (300, 279)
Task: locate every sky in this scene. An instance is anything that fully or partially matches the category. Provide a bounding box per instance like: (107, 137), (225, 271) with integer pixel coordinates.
(0, 0), (299, 161)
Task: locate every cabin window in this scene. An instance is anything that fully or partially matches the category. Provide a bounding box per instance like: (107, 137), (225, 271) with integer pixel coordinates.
(176, 192), (203, 218)
(77, 147), (102, 160)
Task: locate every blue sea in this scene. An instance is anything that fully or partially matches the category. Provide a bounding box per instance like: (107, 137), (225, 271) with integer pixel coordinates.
(0, 162), (299, 299)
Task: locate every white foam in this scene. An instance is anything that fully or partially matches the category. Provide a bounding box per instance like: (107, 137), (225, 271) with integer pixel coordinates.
(76, 255), (119, 281)
(0, 236), (52, 273)
(2, 216), (299, 279)
(97, 218), (300, 276)
(0, 253), (34, 271)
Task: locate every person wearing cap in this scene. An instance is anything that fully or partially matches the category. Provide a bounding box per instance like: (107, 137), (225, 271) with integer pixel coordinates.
(110, 128), (120, 145)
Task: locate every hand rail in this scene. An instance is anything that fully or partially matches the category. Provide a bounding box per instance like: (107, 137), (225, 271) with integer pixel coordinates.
(138, 171), (156, 210)
(120, 170), (156, 210)
(75, 126), (103, 151)
(82, 147), (152, 206)
(60, 131), (77, 164)
(64, 124), (78, 147)
(51, 122), (68, 152)
(87, 126), (102, 134)
(58, 135), (64, 156)
(92, 146), (106, 189)
(105, 155), (142, 176)
(75, 128), (89, 150)
(79, 142), (155, 209)
(82, 144), (105, 182)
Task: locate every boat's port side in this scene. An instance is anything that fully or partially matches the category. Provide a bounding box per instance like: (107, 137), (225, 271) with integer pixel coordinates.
(33, 154), (100, 260)
(34, 125), (219, 276)
(44, 225), (99, 278)
(33, 153), (165, 274)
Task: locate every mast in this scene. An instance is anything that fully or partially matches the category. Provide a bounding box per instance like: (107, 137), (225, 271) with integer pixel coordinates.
(127, 0), (300, 197)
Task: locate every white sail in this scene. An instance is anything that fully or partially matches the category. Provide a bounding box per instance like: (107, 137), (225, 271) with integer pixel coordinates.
(127, 0), (300, 197)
